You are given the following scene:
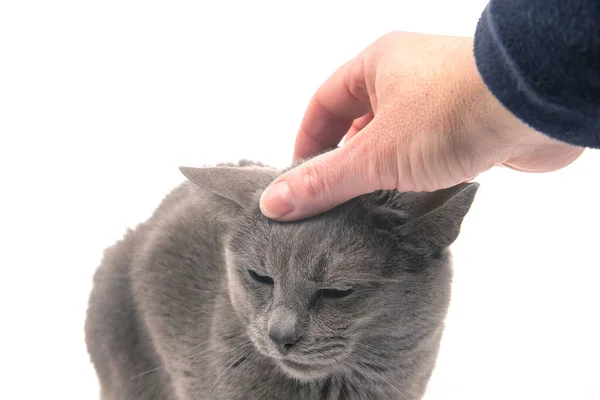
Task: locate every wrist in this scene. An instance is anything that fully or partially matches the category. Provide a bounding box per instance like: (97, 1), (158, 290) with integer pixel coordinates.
(468, 72), (585, 172)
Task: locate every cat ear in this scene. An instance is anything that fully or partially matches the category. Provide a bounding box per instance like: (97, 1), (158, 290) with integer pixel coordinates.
(398, 182), (480, 251)
(179, 165), (279, 210)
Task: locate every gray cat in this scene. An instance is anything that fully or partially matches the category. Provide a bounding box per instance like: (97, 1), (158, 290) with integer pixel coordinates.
(85, 159), (479, 400)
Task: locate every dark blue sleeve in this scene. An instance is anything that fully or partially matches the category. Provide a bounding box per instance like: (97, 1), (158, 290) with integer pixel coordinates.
(474, 0), (600, 148)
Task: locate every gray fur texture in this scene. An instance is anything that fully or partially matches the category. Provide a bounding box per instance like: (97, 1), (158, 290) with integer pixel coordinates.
(85, 159), (479, 400)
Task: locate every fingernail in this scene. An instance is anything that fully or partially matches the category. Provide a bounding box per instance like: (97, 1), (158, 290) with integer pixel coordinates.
(260, 181), (294, 219)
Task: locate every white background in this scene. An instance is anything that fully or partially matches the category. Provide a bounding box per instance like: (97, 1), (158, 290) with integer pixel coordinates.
(1, 1), (599, 399)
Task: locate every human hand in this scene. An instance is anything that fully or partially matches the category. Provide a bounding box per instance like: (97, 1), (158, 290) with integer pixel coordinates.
(259, 32), (584, 221)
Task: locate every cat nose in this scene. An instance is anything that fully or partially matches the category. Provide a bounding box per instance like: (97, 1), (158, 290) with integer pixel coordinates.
(268, 307), (302, 355)
(269, 330), (301, 355)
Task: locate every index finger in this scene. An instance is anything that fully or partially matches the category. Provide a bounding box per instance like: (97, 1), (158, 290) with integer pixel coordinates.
(293, 56), (373, 161)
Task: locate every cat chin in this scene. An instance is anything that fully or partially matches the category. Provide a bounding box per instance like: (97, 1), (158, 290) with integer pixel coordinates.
(248, 337), (340, 381)
(277, 359), (333, 382)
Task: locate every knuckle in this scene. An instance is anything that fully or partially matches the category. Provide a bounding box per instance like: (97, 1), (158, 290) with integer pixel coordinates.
(298, 165), (324, 199)
(357, 131), (398, 191)
(345, 57), (369, 103)
(376, 144), (399, 191)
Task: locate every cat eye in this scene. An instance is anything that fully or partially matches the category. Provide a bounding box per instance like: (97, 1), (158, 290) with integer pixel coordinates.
(319, 287), (354, 299)
(247, 269), (274, 285)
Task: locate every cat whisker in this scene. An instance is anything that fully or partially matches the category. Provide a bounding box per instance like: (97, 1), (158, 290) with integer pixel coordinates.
(361, 359), (412, 400)
(368, 370), (409, 400)
(353, 341), (469, 399)
(351, 341), (387, 356)
(181, 332), (242, 359)
(128, 366), (163, 381)
(354, 368), (388, 400)
(344, 373), (361, 398)
(333, 375), (344, 398)
(347, 352), (405, 400)
(353, 343), (464, 400)
(186, 333), (247, 363)
(331, 350), (376, 399)
(340, 354), (376, 400)
(351, 341), (408, 362)
(206, 342), (254, 395)
(198, 340), (252, 387)
(327, 353), (353, 398)
(129, 333), (246, 381)
(191, 341), (253, 400)
(215, 347), (257, 394)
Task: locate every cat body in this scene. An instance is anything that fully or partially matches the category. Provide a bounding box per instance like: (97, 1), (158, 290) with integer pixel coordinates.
(85, 160), (479, 400)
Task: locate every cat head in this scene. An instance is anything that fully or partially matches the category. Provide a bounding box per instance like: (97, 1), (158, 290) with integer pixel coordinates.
(180, 161), (479, 381)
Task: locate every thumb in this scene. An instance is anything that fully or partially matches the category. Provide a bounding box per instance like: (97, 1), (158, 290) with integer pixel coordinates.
(259, 122), (396, 221)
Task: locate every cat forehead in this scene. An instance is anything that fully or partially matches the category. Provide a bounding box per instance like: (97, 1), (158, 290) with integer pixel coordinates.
(233, 213), (384, 281)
